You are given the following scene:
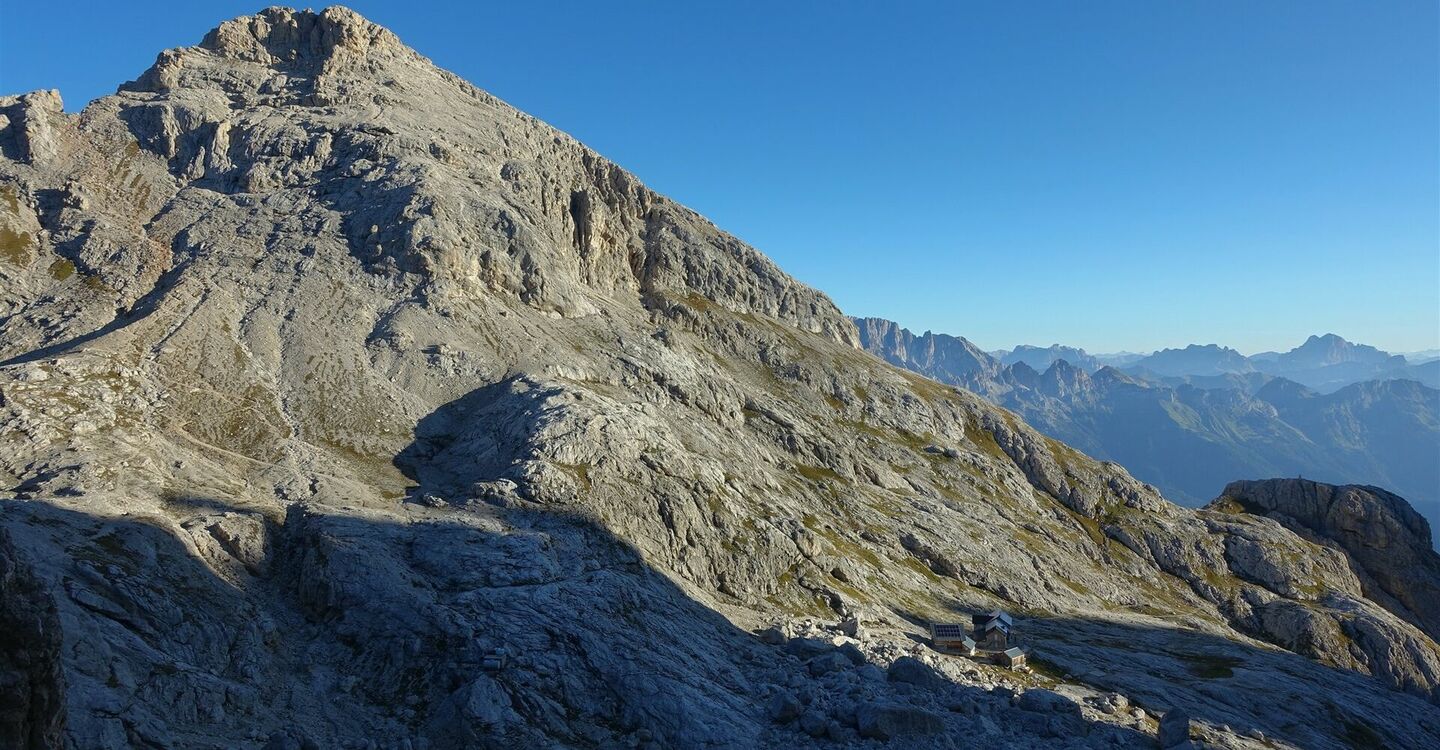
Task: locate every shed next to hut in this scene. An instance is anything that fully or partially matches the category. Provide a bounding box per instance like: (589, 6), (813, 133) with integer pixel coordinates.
(999, 647), (1028, 669)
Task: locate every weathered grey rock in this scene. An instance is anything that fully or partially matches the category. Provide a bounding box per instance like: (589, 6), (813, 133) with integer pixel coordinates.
(806, 651), (848, 677)
(767, 692), (802, 723)
(839, 615), (866, 640)
(1158, 709), (1191, 748)
(798, 710), (828, 738)
(0, 530), (67, 750)
(262, 730), (319, 750)
(855, 703), (945, 739)
(888, 657), (946, 690)
(1219, 479), (1440, 640)
(757, 626), (788, 645)
(1018, 688), (1078, 714)
(1, 6), (1439, 750)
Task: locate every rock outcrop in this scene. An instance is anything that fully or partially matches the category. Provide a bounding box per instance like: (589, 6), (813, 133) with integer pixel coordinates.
(2, 7), (1439, 749)
(0, 529), (67, 750)
(1217, 479), (1440, 640)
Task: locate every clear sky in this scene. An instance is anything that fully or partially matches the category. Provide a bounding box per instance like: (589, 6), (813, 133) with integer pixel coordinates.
(3, 1), (1437, 354)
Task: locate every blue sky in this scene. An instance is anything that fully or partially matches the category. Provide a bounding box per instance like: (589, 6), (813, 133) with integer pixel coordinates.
(2, 1), (1436, 354)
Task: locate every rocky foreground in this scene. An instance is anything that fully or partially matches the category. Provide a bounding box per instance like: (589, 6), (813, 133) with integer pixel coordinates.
(2, 7), (1440, 749)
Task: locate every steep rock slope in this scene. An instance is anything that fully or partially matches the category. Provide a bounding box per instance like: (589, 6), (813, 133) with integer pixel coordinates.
(1217, 480), (1440, 641)
(0, 529), (67, 750)
(2, 8), (1439, 749)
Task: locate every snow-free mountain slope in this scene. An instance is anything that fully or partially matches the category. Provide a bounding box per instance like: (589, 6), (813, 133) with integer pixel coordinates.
(857, 317), (1440, 537)
(3, 8), (1440, 749)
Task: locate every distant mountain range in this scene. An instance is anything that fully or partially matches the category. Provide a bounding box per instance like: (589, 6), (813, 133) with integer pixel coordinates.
(987, 333), (1438, 393)
(856, 318), (1440, 538)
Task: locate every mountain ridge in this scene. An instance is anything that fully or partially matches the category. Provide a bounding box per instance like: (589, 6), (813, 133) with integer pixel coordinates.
(3, 8), (1440, 748)
(978, 332), (1438, 393)
(856, 317), (1440, 540)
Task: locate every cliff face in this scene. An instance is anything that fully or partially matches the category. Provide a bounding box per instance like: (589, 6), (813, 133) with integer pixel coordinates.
(853, 317), (1003, 388)
(0, 530), (67, 750)
(2, 7), (1440, 749)
(1218, 480), (1440, 640)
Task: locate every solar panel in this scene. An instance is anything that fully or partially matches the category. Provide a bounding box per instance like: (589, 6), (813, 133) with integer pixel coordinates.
(931, 623), (968, 638)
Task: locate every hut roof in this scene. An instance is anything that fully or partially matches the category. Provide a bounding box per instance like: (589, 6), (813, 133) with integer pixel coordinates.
(931, 623), (968, 639)
(980, 619), (1010, 634)
(972, 610), (1014, 627)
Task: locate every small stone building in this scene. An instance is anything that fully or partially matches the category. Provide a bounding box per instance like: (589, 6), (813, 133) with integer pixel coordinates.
(929, 623), (976, 655)
(999, 646), (1027, 669)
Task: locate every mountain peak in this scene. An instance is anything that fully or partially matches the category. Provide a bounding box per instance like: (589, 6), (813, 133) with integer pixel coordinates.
(1277, 332), (1398, 371)
(100, 5), (859, 342)
(128, 6), (415, 94)
(198, 6), (403, 65)
(7, 8), (1440, 747)
(1295, 333), (1350, 352)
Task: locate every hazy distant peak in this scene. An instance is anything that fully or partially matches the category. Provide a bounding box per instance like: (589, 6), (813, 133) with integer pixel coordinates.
(998, 343), (1100, 372)
(1279, 332), (1398, 368)
(1091, 365), (1143, 386)
(1131, 342), (1253, 377)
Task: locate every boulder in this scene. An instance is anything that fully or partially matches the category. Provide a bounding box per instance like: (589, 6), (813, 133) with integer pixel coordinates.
(807, 651), (851, 676)
(855, 703), (945, 739)
(887, 656), (946, 689)
(1158, 709), (1192, 748)
(767, 691), (802, 723)
(1017, 688), (1077, 714)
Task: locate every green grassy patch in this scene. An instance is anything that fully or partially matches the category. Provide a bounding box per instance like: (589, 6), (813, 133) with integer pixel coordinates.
(71, 532), (139, 575)
(898, 370), (952, 402)
(681, 292), (716, 312)
(835, 419), (890, 440)
(48, 258), (76, 281)
(965, 419), (1010, 462)
(1207, 496), (1247, 514)
(1043, 436), (1086, 473)
(555, 462), (594, 492)
(900, 554), (944, 581)
(1026, 655), (1066, 684)
(796, 463), (843, 484)
(0, 226), (31, 265)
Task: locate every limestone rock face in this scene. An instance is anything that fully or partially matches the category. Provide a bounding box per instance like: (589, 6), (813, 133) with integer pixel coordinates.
(0, 90), (65, 165)
(854, 316), (1004, 393)
(0, 530), (68, 750)
(1218, 479), (1440, 640)
(2, 6), (1439, 750)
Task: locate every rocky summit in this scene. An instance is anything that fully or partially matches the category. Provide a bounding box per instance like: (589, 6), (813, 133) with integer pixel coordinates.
(2, 7), (1440, 749)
